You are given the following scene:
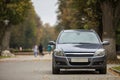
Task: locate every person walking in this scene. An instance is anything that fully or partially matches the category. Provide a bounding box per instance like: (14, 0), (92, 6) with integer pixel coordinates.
(33, 45), (39, 57)
(47, 44), (52, 54)
(39, 43), (44, 55)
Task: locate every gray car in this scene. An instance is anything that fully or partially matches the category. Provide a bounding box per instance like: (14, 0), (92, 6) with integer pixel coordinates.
(49, 30), (109, 74)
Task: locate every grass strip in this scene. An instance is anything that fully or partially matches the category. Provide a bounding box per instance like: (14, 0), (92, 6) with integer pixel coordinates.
(0, 56), (11, 59)
(112, 66), (120, 71)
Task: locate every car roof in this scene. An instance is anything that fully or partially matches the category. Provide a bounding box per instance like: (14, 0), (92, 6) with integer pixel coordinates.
(62, 29), (95, 33)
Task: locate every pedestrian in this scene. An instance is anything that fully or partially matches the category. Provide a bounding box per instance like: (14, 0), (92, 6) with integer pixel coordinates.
(39, 43), (44, 55)
(19, 46), (22, 51)
(47, 44), (52, 54)
(33, 45), (39, 57)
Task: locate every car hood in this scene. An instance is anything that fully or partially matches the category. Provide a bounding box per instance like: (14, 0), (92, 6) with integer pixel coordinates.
(56, 43), (102, 53)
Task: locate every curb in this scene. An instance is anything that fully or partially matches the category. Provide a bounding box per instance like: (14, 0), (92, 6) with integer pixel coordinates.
(0, 54), (52, 62)
(0, 59), (51, 62)
(109, 68), (120, 76)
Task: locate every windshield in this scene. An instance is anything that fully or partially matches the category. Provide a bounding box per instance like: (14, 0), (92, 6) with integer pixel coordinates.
(58, 31), (100, 44)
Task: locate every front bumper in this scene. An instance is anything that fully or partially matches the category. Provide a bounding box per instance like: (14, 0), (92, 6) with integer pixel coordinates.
(54, 55), (106, 69)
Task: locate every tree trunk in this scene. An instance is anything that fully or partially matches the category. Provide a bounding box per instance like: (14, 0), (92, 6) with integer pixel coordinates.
(0, 24), (7, 54)
(101, 1), (117, 60)
(1, 25), (12, 51)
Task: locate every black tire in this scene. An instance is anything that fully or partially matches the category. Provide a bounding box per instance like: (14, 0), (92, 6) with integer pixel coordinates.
(99, 67), (107, 74)
(52, 65), (60, 74)
(52, 55), (60, 74)
(99, 60), (107, 74)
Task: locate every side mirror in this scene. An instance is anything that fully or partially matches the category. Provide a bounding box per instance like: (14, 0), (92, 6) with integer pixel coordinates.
(102, 41), (110, 45)
(48, 41), (56, 45)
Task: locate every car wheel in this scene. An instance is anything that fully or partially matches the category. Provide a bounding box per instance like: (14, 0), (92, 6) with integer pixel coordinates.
(99, 67), (107, 74)
(52, 55), (60, 74)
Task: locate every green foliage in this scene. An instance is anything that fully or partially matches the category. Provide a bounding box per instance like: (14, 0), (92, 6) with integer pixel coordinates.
(112, 66), (120, 71)
(0, 0), (31, 25)
(83, 24), (89, 29)
(10, 6), (40, 49)
(56, 0), (101, 30)
(39, 24), (57, 49)
(9, 1), (57, 50)
(87, 0), (96, 5)
(0, 0), (32, 51)
(56, 0), (120, 39)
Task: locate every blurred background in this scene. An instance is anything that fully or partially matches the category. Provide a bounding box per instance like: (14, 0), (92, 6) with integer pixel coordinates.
(0, 0), (120, 60)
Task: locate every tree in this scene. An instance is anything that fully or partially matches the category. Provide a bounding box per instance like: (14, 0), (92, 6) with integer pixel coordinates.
(99, 0), (120, 60)
(10, 7), (43, 49)
(57, 0), (120, 60)
(38, 23), (57, 50)
(57, 0), (71, 29)
(57, 0), (100, 30)
(0, 0), (32, 53)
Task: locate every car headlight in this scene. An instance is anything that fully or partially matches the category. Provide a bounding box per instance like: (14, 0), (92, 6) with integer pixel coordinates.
(94, 49), (105, 56)
(54, 49), (64, 56)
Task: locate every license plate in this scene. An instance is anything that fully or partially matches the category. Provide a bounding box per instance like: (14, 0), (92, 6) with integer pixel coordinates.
(71, 58), (88, 62)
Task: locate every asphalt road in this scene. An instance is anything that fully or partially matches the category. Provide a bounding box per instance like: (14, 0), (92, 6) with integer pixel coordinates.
(0, 60), (120, 80)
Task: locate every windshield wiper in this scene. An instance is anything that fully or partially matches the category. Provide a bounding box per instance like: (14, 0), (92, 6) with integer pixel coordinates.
(78, 42), (98, 44)
(59, 42), (97, 44)
(78, 42), (94, 44)
(59, 43), (68, 44)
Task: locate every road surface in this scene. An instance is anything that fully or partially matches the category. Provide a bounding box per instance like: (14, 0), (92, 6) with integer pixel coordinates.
(0, 58), (120, 80)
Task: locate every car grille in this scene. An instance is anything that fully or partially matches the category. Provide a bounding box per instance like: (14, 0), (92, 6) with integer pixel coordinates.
(69, 62), (90, 65)
(65, 53), (94, 57)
